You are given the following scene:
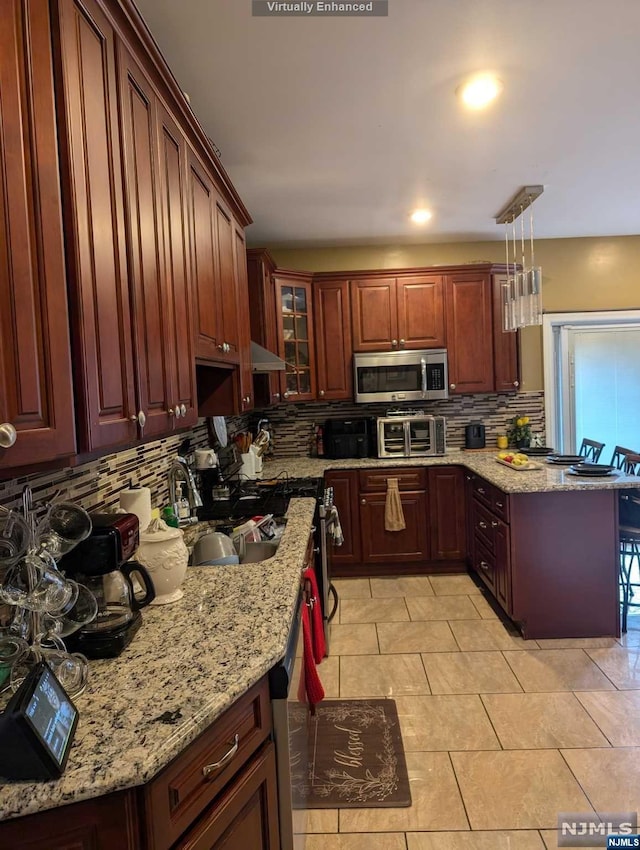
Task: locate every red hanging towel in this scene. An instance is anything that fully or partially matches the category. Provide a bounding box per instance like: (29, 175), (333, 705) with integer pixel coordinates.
(301, 600), (324, 711)
(303, 567), (326, 662)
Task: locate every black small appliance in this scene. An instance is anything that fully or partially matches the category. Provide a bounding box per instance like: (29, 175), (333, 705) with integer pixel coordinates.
(59, 514), (155, 658)
(465, 421), (486, 449)
(323, 417), (376, 459)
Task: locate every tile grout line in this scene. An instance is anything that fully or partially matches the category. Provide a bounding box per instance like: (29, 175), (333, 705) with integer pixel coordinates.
(477, 692), (505, 751)
(583, 646), (626, 691)
(445, 750), (473, 832)
(571, 689), (618, 748)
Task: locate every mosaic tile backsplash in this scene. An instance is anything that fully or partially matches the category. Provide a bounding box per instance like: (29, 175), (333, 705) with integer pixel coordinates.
(0, 415), (249, 514)
(0, 392), (544, 514)
(251, 391), (546, 459)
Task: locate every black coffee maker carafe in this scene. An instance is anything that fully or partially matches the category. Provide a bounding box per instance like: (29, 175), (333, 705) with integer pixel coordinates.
(59, 513), (155, 658)
(464, 421), (486, 449)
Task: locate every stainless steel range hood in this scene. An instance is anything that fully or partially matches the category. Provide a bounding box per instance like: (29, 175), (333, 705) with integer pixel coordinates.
(251, 341), (286, 372)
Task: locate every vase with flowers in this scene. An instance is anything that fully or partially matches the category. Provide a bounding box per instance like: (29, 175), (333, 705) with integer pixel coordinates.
(507, 415), (532, 449)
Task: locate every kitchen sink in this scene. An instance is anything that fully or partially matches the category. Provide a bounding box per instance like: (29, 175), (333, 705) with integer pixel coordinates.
(239, 540), (279, 564)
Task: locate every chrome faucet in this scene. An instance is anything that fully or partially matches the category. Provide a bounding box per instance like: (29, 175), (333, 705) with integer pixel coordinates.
(168, 456), (202, 525)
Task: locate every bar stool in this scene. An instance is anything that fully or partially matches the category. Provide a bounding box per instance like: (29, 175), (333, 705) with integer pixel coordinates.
(579, 438), (605, 462)
(611, 445), (638, 469)
(619, 453), (640, 633)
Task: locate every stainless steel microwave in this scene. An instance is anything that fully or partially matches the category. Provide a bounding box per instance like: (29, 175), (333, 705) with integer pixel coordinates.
(353, 349), (448, 404)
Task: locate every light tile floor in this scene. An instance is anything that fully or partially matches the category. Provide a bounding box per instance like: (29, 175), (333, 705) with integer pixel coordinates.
(306, 575), (640, 850)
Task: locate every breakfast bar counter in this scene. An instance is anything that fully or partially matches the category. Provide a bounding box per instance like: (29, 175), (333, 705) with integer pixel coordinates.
(262, 450), (640, 494)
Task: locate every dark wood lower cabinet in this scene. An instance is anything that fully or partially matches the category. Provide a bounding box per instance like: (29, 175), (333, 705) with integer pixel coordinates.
(176, 743), (279, 850)
(428, 467), (466, 560)
(360, 491), (429, 564)
(0, 679), (277, 850)
(0, 791), (140, 850)
(325, 470), (362, 568)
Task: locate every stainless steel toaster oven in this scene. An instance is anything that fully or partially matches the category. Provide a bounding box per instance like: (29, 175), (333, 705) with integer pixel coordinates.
(376, 414), (446, 458)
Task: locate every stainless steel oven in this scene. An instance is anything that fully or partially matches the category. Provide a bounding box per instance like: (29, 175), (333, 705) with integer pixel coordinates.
(377, 413), (447, 457)
(354, 348), (448, 404)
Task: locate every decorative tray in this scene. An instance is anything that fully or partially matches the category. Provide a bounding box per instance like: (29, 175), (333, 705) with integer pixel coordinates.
(495, 457), (543, 472)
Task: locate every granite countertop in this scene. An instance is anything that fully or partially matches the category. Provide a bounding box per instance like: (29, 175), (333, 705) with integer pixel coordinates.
(263, 450), (640, 494)
(0, 498), (317, 822)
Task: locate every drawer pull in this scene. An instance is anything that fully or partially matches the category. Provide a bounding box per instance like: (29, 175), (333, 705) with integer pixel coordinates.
(477, 487), (486, 495)
(478, 521), (488, 529)
(202, 734), (239, 777)
(479, 560), (490, 571)
(495, 500), (504, 508)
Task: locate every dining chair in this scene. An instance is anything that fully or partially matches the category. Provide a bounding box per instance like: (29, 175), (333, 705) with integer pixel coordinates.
(610, 445), (639, 470)
(579, 438), (605, 462)
(619, 453), (640, 632)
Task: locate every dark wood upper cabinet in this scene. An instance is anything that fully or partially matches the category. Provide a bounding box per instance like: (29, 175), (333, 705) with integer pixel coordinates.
(0, 0), (76, 473)
(350, 277), (398, 352)
(492, 274), (520, 392)
(233, 225), (253, 412)
(351, 275), (445, 353)
(156, 104), (197, 427)
(444, 272), (494, 394)
(56, 0), (138, 450)
(187, 150), (223, 361)
(215, 199), (240, 362)
(314, 280), (353, 401)
(428, 467), (466, 560)
(187, 149), (239, 368)
(396, 275), (446, 349)
(246, 250), (281, 407)
(118, 48), (173, 438)
(274, 272), (316, 402)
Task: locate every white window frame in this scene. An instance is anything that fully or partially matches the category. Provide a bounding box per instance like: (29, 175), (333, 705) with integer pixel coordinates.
(543, 310), (640, 450)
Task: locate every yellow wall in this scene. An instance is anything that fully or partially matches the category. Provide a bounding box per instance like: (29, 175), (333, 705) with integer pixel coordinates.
(269, 235), (640, 391)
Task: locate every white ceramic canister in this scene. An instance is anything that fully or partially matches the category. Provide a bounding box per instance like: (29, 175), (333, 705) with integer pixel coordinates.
(136, 518), (189, 605)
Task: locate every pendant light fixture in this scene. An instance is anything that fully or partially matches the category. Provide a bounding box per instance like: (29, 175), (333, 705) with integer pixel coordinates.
(495, 185), (544, 331)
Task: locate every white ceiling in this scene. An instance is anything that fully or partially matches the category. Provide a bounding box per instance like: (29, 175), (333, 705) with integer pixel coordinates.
(135, 0), (640, 246)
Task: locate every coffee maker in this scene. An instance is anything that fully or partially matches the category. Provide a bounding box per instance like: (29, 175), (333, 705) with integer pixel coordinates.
(59, 514), (155, 658)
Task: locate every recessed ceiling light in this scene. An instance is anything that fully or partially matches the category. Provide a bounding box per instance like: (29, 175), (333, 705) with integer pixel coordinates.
(457, 74), (503, 110)
(410, 209), (432, 224)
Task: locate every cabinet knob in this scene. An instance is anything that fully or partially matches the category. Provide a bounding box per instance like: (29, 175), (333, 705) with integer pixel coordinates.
(180, 404), (187, 417)
(450, 383), (456, 390)
(225, 343), (231, 353)
(513, 380), (520, 388)
(167, 408), (175, 417)
(217, 344), (225, 352)
(477, 487), (486, 495)
(361, 498), (366, 505)
(131, 410), (146, 430)
(479, 560), (490, 571)
(274, 393), (281, 400)
(491, 521), (499, 528)
(495, 501), (504, 508)
(0, 423), (17, 449)
(283, 391), (290, 399)
(391, 339), (398, 347)
(319, 389), (325, 396)
(478, 520), (488, 529)
(399, 339), (405, 346)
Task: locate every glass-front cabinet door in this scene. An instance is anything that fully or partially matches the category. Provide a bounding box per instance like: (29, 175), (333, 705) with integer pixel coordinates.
(274, 274), (316, 402)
